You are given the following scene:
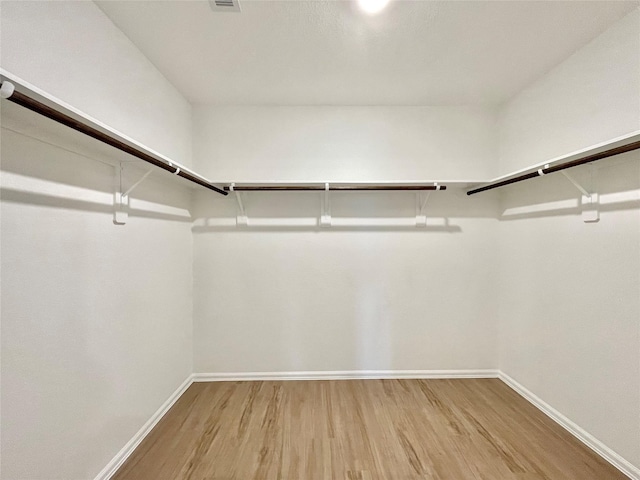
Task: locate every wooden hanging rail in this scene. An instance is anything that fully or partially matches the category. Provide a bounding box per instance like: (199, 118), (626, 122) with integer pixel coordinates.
(467, 140), (640, 196)
(224, 184), (447, 191)
(0, 80), (228, 196)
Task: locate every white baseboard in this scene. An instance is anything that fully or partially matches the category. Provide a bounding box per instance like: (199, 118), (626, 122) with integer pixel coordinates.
(499, 372), (639, 480)
(192, 369), (500, 382)
(93, 375), (194, 480)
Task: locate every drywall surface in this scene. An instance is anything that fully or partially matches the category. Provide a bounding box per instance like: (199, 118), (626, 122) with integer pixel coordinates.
(192, 189), (499, 373)
(497, 153), (640, 471)
(193, 106), (498, 181)
(0, 0), (193, 166)
(0, 113), (194, 479)
(498, 7), (640, 174)
(192, 103), (500, 373)
(497, 8), (640, 473)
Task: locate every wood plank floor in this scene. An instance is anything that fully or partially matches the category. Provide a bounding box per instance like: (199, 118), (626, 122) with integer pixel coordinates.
(112, 379), (627, 480)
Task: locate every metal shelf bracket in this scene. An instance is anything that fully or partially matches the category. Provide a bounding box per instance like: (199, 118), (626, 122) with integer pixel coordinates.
(320, 183), (331, 227)
(230, 183), (248, 226)
(113, 163), (128, 225)
(122, 167), (153, 198)
(415, 183), (440, 227)
(113, 164), (154, 225)
(561, 165), (599, 223)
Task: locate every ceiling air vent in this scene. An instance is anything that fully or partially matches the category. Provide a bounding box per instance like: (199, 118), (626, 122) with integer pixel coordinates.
(208, 0), (241, 13)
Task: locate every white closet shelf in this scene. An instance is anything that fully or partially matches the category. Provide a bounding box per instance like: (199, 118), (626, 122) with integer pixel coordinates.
(2, 69), (638, 198)
(467, 131), (640, 195)
(0, 69), (227, 196)
(220, 182), (482, 191)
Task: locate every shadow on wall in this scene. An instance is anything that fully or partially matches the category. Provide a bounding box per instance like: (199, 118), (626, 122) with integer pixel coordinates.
(1, 120), (194, 223)
(496, 151), (640, 221)
(191, 187), (501, 233)
(191, 224), (462, 233)
(0, 189), (193, 223)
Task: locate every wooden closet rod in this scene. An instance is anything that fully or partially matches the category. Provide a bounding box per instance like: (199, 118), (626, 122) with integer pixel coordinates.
(224, 185), (447, 191)
(467, 140), (640, 196)
(0, 82), (228, 196)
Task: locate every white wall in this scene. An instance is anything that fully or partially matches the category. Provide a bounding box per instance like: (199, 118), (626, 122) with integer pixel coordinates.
(192, 104), (500, 373)
(497, 157), (640, 470)
(497, 7), (640, 473)
(192, 191), (499, 374)
(498, 7), (640, 174)
(0, 0), (193, 166)
(0, 2), (196, 479)
(0, 121), (194, 480)
(193, 106), (498, 181)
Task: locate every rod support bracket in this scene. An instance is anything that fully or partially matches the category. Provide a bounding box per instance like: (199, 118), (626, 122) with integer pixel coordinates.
(561, 166), (599, 223)
(114, 165), (155, 225)
(415, 182), (440, 227)
(230, 183), (248, 226)
(320, 182), (331, 227)
(582, 191), (599, 223)
(113, 163), (128, 225)
(122, 167), (154, 199)
(561, 170), (591, 198)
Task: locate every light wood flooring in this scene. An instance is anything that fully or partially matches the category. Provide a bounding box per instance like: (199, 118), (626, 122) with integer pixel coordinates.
(112, 378), (627, 480)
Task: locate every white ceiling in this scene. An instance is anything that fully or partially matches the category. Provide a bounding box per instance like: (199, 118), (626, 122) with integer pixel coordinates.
(96, 0), (638, 106)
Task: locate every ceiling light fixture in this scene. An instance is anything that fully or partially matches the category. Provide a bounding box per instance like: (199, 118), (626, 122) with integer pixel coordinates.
(357, 0), (390, 15)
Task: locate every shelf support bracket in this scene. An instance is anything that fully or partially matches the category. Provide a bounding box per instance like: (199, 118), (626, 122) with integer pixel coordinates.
(113, 163), (128, 225)
(561, 170), (590, 198)
(416, 192), (430, 227)
(320, 183), (331, 227)
(415, 183), (440, 227)
(114, 164), (154, 225)
(122, 168), (153, 199)
(230, 183), (248, 226)
(561, 166), (598, 223)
